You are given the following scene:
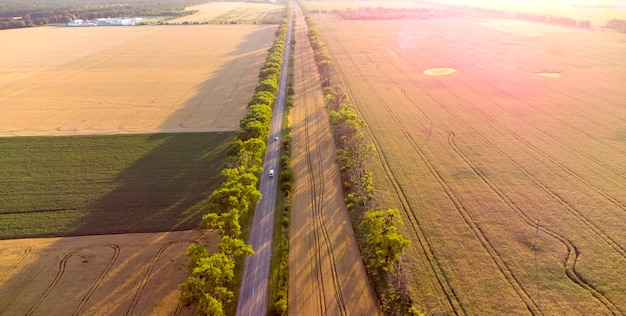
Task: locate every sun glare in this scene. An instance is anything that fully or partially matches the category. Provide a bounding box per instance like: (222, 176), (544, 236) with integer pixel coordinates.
(439, 0), (570, 12)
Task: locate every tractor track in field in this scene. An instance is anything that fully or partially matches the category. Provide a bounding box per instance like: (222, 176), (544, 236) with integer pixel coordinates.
(398, 70), (621, 314)
(438, 100), (626, 260)
(436, 76), (626, 211)
(446, 131), (623, 315)
(387, 52), (623, 312)
(333, 22), (621, 315)
(392, 78), (626, 262)
(26, 243), (120, 316)
(454, 53), (626, 178)
(413, 76), (623, 312)
(447, 28), (626, 180)
(301, 54), (348, 315)
(126, 239), (197, 316)
(333, 50), (466, 315)
(388, 45), (623, 312)
(466, 22), (626, 142)
(0, 246), (31, 283)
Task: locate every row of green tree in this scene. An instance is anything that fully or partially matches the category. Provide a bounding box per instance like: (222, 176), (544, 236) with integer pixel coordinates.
(0, 0), (204, 29)
(178, 7), (291, 316)
(304, 13), (418, 316)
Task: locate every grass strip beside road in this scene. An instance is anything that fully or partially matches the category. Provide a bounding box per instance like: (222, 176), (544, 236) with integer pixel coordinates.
(0, 132), (234, 239)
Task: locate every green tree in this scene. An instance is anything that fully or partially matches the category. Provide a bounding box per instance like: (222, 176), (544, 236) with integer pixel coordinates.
(219, 235), (254, 259)
(180, 244), (237, 316)
(362, 209), (410, 273)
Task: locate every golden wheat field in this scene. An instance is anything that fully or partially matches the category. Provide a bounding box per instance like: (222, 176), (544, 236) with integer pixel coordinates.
(0, 23), (275, 137)
(0, 230), (218, 315)
(0, 2), (282, 314)
(171, 2), (285, 24)
(312, 13), (626, 315)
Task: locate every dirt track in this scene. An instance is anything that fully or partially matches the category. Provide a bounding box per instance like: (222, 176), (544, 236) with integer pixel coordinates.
(288, 6), (380, 316)
(0, 230), (217, 315)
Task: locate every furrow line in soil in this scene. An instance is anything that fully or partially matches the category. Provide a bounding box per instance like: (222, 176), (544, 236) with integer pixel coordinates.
(125, 239), (197, 316)
(440, 78), (626, 213)
(405, 60), (622, 312)
(389, 69), (626, 265)
(446, 131), (622, 315)
(73, 244), (121, 315)
(332, 42), (466, 315)
(26, 244), (120, 316)
(440, 103), (626, 259)
(457, 21), (626, 141)
(0, 246), (31, 283)
(338, 40), (541, 314)
(301, 47), (328, 316)
(301, 49), (347, 314)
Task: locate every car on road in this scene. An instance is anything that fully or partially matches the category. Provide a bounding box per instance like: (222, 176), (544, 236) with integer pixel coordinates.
(274, 136), (279, 142)
(269, 169), (274, 177)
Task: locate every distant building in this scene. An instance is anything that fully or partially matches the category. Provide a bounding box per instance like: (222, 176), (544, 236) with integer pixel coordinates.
(68, 19), (96, 27)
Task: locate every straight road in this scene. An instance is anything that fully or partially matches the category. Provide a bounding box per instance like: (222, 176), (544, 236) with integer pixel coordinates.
(236, 4), (294, 316)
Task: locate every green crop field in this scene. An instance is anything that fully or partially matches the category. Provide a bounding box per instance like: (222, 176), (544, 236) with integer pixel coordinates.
(0, 133), (235, 239)
(313, 13), (626, 315)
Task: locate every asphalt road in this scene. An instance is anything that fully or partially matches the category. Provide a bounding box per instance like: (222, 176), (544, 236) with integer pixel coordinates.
(236, 5), (294, 316)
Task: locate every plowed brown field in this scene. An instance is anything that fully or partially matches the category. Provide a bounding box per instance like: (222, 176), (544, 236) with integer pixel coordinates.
(0, 24), (274, 136)
(313, 14), (626, 315)
(0, 230), (218, 315)
(288, 7), (380, 316)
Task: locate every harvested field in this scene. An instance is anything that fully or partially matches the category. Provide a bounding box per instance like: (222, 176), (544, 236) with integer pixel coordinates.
(313, 13), (626, 315)
(171, 2), (285, 24)
(0, 23), (275, 136)
(302, 0), (433, 11)
(436, 0), (626, 27)
(0, 230), (218, 315)
(288, 6), (379, 316)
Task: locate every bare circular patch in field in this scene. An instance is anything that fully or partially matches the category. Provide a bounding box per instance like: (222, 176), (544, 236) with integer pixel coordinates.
(537, 72), (562, 78)
(423, 68), (456, 76)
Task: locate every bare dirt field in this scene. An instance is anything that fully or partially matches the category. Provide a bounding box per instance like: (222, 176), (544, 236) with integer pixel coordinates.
(0, 230), (218, 315)
(313, 13), (626, 315)
(0, 24), (275, 137)
(288, 7), (379, 316)
(171, 2), (285, 24)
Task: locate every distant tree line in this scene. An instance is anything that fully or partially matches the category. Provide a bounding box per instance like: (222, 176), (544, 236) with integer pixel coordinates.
(606, 19), (626, 32)
(314, 3), (594, 29)
(514, 12), (591, 29)
(0, 0), (205, 30)
(179, 7), (291, 316)
(304, 13), (417, 316)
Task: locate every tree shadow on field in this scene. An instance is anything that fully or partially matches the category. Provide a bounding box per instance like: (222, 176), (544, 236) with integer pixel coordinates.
(73, 132), (235, 236)
(73, 25), (276, 236)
